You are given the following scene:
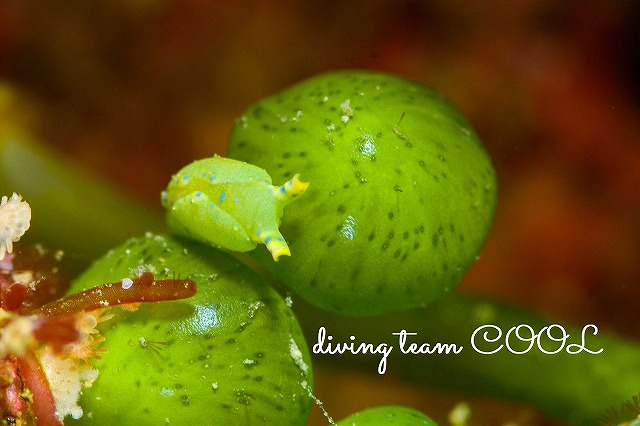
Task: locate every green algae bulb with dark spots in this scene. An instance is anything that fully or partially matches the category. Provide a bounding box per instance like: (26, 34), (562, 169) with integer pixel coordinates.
(229, 70), (497, 315)
(335, 405), (438, 425)
(66, 233), (312, 424)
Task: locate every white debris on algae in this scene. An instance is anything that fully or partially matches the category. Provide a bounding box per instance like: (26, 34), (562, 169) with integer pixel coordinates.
(290, 336), (334, 424)
(340, 99), (353, 124)
(289, 337), (308, 375)
(121, 277), (134, 290)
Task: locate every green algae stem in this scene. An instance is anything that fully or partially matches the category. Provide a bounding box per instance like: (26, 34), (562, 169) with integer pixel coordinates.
(294, 292), (640, 425)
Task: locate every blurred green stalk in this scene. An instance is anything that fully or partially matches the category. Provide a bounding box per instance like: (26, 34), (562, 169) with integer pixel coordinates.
(293, 294), (640, 425)
(0, 131), (164, 273)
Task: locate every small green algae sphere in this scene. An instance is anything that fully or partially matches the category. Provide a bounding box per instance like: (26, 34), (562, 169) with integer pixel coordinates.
(67, 233), (312, 424)
(336, 405), (438, 425)
(229, 70), (497, 315)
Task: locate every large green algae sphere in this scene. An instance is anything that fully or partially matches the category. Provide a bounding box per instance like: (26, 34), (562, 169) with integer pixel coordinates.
(67, 233), (312, 424)
(229, 70), (497, 315)
(336, 405), (438, 425)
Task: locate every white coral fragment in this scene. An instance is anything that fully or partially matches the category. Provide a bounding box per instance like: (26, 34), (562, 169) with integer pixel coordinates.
(0, 193), (31, 258)
(38, 347), (99, 421)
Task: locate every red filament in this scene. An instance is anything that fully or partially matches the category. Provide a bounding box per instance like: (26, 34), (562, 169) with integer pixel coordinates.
(16, 352), (61, 426)
(32, 272), (196, 317)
